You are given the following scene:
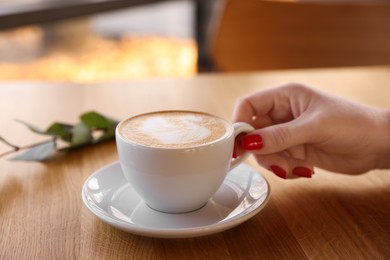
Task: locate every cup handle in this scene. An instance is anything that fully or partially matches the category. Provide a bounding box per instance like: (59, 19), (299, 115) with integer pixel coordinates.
(229, 122), (255, 171)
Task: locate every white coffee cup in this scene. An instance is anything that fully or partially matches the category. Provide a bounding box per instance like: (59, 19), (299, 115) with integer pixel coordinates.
(115, 110), (254, 213)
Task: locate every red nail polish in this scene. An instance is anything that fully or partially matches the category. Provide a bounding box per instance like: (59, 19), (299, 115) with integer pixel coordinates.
(241, 134), (263, 150)
(232, 150), (238, 159)
(293, 167), (312, 178)
(269, 165), (287, 179)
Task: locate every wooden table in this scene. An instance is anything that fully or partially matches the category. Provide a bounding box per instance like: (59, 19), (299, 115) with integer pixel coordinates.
(1, 66), (389, 259)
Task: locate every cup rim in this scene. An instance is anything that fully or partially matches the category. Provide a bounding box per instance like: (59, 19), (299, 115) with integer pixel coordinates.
(115, 110), (234, 150)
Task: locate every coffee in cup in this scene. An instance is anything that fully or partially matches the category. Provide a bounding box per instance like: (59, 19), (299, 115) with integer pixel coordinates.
(118, 111), (229, 148)
(116, 110), (254, 213)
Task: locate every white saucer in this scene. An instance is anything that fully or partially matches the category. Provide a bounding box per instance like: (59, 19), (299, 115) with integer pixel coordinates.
(81, 162), (270, 238)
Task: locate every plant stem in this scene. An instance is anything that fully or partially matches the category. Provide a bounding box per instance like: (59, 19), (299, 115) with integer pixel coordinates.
(0, 139), (54, 159)
(0, 136), (19, 150)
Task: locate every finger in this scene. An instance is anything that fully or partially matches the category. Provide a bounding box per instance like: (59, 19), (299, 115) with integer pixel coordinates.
(254, 153), (314, 179)
(253, 154), (290, 179)
(233, 84), (306, 124)
(278, 149), (314, 178)
(287, 157), (314, 178)
(233, 133), (246, 158)
(232, 96), (257, 123)
(232, 90), (281, 124)
(241, 116), (313, 155)
(285, 145), (306, 162)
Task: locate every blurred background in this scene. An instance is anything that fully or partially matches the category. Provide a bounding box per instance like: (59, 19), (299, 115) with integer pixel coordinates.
(1, 0), (390, 82)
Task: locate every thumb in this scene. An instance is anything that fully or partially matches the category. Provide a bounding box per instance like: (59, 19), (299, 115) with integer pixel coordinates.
(241, 119), (311, 154)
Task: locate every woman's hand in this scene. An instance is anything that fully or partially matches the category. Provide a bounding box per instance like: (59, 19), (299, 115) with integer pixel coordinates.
(233, 83), (390, 179)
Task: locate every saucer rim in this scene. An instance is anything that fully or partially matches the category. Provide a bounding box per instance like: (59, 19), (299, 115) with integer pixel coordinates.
(81, 161), (271, 238)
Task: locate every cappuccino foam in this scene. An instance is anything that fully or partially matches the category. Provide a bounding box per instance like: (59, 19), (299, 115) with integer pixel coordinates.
(119, 111), (229, 148)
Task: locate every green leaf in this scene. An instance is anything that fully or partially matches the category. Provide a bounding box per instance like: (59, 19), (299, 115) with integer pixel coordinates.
(71, 122), (92, 146)
(7, 111), (120, 160)
(94, 125), (116, 143)
(15, 119), (46, 135)
(46, 123), (73, 142)
(16, 119), (74, 141)
(105, 116), (120, 126)
(80, 111), (111, 130)
(10, 140), (56, 161)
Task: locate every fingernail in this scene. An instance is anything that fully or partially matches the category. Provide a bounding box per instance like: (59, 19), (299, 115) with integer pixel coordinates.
(232, 150), (238, 159)
(241, 134), (263, 150)
(269, 165), (287, 179)
(292, 167), (313, 178)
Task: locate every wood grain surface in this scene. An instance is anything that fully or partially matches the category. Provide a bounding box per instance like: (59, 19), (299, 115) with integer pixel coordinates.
(0, 66), (389, 259)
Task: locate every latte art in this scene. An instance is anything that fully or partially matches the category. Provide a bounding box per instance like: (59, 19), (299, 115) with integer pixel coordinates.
(119, 111), (229, 148)
(139, 115), (211, 144)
